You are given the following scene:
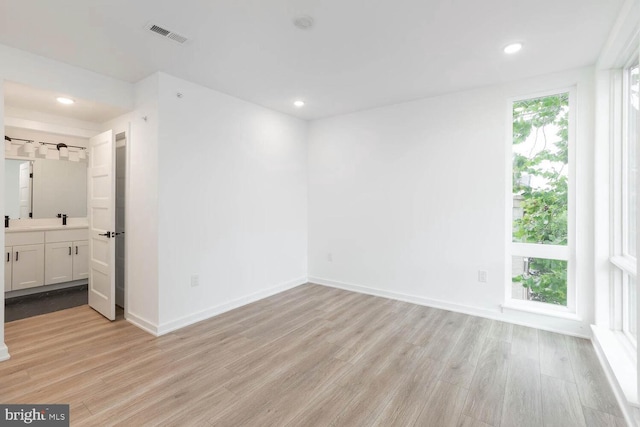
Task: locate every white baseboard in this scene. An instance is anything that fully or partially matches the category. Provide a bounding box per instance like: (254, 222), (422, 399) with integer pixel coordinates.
(126, 311), (160, 336)
(309, 276), (591, 339)
(155, 276), (308, 336)
(0, 342), (10, 362)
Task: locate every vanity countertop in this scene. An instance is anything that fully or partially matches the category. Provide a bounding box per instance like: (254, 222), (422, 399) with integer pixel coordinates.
(6, 224), (89, 233)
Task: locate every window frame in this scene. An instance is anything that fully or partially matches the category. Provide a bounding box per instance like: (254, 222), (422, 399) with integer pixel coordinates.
(506, 87), (577, 315)
(611, 55), (639, 345)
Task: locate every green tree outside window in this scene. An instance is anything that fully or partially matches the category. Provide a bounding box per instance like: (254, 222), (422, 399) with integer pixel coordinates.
(512, 93), (569, 306)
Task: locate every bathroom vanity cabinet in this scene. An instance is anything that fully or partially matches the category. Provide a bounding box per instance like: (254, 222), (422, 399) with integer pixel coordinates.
(5, 226), (88, 292)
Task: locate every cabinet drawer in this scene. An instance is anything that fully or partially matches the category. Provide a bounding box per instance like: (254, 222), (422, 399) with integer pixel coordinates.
(46, 229), (89, 243)
(6, 231), (45, 246)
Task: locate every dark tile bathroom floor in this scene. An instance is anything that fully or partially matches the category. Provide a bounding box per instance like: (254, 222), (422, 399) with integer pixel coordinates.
(5, 285), (88, 322)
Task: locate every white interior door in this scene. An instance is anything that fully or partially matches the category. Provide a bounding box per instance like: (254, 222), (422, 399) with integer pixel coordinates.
(18, 161), (31, 218)
(88, 130), (116, 320)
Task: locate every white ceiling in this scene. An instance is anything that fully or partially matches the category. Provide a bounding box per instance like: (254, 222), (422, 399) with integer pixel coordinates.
(0, 0), (625, 120)
(3, 81), (128, 123)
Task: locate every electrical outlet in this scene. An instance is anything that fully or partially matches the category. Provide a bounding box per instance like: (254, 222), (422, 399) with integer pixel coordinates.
(191, 274), (199, 287)
(478, 270), (488, 283)
(327, 253), (333, 262)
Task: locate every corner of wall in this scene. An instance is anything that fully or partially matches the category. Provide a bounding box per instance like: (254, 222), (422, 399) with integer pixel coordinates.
(126, 312), (161, 337)
(0, 343), (10, 362)
(156, 276), (307, 336)
(123, 75), (161, 330)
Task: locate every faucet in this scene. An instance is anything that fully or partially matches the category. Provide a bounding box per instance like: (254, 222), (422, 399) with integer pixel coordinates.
(57, 213), (67, 226)
(4, 216), (8, 228)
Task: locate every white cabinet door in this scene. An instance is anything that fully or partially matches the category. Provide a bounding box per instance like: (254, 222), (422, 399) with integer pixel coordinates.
(45, 242), (73, 285)
(12, 244), (45, 290)
(4, 246), (12, 292)
(73, 240), (89, 281)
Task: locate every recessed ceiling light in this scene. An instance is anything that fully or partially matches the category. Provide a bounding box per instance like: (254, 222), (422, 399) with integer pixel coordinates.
(503, 43), (523, 54)
(56, 97), (75, 105)
(294, 100), (305, 108)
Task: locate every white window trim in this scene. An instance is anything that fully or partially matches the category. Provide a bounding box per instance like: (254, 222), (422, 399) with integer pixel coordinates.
(611, 255), (637, 277)
(505, 87), (577, 317)
(621, 55), (639, 260)
(610, 57), (640, 346)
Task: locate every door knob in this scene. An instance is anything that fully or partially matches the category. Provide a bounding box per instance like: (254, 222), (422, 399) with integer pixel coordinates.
(98, 231), (112, 238)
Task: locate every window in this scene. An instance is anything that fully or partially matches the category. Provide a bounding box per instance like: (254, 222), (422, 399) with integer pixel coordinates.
(509, 91), (574, 312)
(612, 60), (638, 342)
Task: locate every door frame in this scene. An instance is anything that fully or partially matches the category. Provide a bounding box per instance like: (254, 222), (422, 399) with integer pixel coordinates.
(0, 99), (133, 359)
(111, 125), (131, 318)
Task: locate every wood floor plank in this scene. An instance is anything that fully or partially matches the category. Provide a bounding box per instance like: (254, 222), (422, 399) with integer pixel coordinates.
(372, 351), (443, 426)
(400, 304), (439, 344)
(330, 343), (424, 426)
(501, 354), (542, 427)
(119, 377), (237, 427)
(488, 320), (513, 342)
(87, 366), (236, 425)
(565, 336), (623, 418)
(440, 316), (492, 388)
(223, 329), (340, 397)
(541, 374), (586, 427)
(284, 384), (361, 427)
(511, 325), (539, 358)
(463, 338), (511, 426)
(0, 285), (623, 426)
(421, 311), (469, 361)
(406, 307), (449, 346)
(413, 380), (468, 427)
(229, 357), (352, 427)
(582, 406), (628, 427)
(539, 330), (575, 382)
(457, 415), (492, 427)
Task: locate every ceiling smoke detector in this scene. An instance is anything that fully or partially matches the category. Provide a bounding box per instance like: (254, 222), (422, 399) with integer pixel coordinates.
(144, 22), (189, 44)
(293, 15), (314, 30)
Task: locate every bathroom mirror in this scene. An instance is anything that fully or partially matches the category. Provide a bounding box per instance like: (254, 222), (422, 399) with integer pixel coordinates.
(4, 158), (87, 219)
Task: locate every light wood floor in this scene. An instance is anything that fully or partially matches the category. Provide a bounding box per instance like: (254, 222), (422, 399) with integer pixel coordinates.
(1, 284), (626, 426)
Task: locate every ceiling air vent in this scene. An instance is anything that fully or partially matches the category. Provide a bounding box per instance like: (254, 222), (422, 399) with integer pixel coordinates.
(144, 22), (188, 44)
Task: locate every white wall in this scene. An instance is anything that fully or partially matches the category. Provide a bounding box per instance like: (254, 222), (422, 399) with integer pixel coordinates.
(308, 67), (595, 337)
(155, 73), (308, 333)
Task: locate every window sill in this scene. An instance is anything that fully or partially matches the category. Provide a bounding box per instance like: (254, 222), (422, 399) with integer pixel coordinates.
(591, 325), (638, 407)
(501, 301), (581, 321)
